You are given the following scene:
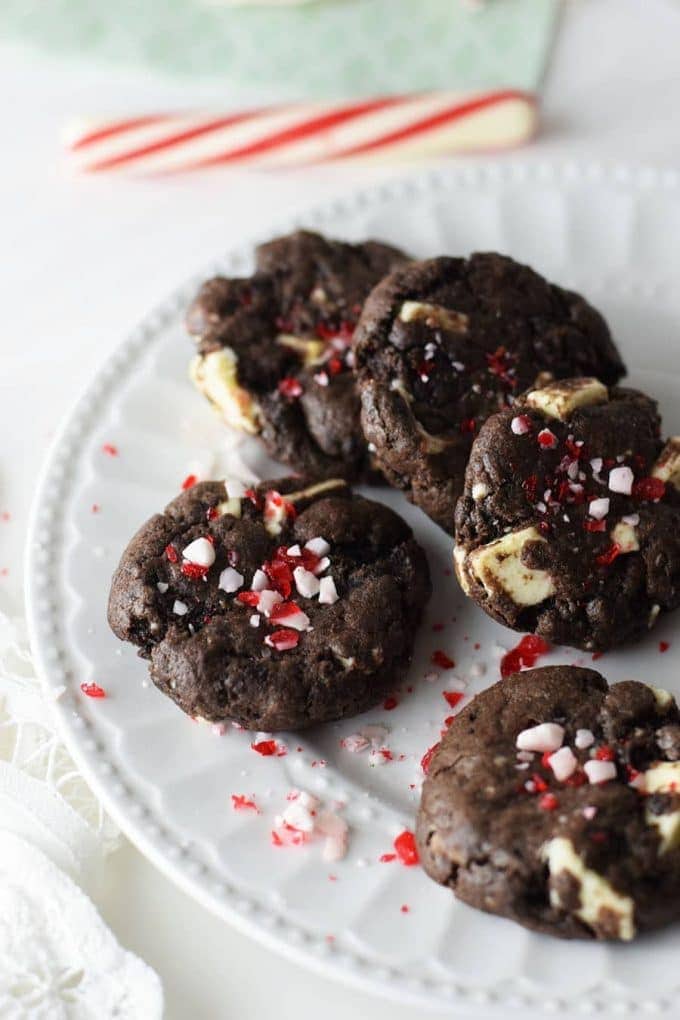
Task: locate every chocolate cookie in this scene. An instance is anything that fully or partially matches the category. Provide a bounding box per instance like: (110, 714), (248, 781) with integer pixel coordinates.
(187, 230), (408, 480)
(454, 378), (680, 651)
(353, 254), (625, 530)
(417, 666), (680, 940)
(108, 476), (431, 731)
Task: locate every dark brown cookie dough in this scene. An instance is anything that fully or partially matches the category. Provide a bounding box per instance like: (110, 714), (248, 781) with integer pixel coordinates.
(352, 254), (625, 530)
(454, 377), (680, 651)
(108, 476), (431, 731)
(187, 230), (409, 480)
(417, 666), (680, 941)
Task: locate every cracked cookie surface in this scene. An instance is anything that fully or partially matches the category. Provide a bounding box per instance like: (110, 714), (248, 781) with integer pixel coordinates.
(187, 230), (409, 481)
(353, 253), (625, 530)
(417, 666), (680, 940)
(108, 477), (431, 731)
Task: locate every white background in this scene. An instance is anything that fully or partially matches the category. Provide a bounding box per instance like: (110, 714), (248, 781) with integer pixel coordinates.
(2, 0), (680, 1015)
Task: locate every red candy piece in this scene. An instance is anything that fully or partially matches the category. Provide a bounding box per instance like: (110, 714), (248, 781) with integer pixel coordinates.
(263, 557), (293, 598)
(237, 591), (260, 607)
(432, 649), (455, 670)
(595, 542), (621, 567)
(522, 474), (538, 503)
(632, 476), (666, 501)
(420, 742), (440, 774)
(564, 769), (587, 788)
(102, 443), (118, 456)
(231, 794), (258, 812)
(394, 830), (419, 866)
(537, 428), (557, 449)
(80, 682), (106, 699)
(206, 506), (219, 521)
(485, 346), (515, 385)
(584, 518), (607, 532)
(181, 561), (209, 581)
(379, 853), (397, 863)
(316, 320), (355, 344)
(181, 474), (198, 491)
(539, 793), (559, 811)
(278, 377), (303, 399)
(165, 544), (179, 563)
(531, 772), (549, 793)
(244, 487), (264, 509)
(251, 739), (278, 756)
(443, 690), (464, 709)
(327, 356), (343, 376)
(383, 696), (398, 711)
(595, 745), (616, 761)
(459, 418), (476, 434)
(660, 641), (670, 653)
(500, 635), (550, 678)
(266, 629), (300, 651)
(269, 601), (302, 624)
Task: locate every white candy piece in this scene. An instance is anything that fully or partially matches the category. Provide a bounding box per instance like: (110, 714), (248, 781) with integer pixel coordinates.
(224, 477), (248, 500)
(644, 761), (680, 852)
(287, 544), (302, 557)
(257, 589), (283, 616)
(471, 481), (489, 501)
(317, 812), (349, 862)
(548, 745), (578, 782)
(516, 722), (564, 753)
(251, 568), (268, 591)
(277, 607), (311, 632)
(293, 566), (320, 599)
(305, 536), (330, 556)
(588, 497), (610, 520)
(182, 537), (216, 567)
(590, 457), (603, 474)
(156, 581), (169, 593)
(342, 734), (370, 753)
(584, 759), (617, 784)
(218, 566), (244, 593)
(282, 800), (316, 834)
(511, 415), (531, 435)
(575, 728), (595, 749)
(172, 600), (188, 616)
(318, 576), (339, 605)
(621, 513), (640, 527)
(314, 556), (331, 576)
(608, 465), (634, 495)
(249, 614), (260, 628)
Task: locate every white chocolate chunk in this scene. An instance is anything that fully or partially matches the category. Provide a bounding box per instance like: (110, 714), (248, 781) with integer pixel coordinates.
(472, 482), (489, 501)
(644, 761), (680, 852)
(182, 537), (216, 567)
(611, 520), (639, 553)
(398, 301), (469, 334)
(651, 686), (674, 709)
(516, 722), (564, 753)
(189, 350), (260, 434)
(543, 837), (635, 940)
(275, 334), (326, 366)
(525, 378), (608, 421)
(651, 437), (680, 489)
(466, 526), (555, 607)
(224, 477), (248, 500)
(216, 498), (242, 518)
(284, 479), (348, 503)
(452, 545), (472, 595)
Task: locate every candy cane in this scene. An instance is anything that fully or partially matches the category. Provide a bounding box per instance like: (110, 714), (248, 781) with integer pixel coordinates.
(65, 90), (536, 174)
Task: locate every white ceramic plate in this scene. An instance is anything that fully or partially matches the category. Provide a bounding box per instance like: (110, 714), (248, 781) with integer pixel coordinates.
(25, 163), (680, 1015)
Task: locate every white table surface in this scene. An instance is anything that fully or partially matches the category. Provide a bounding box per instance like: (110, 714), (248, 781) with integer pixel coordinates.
(3, 1), (680, 1015)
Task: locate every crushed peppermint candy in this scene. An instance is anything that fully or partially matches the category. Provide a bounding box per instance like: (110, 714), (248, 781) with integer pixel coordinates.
(265, 629), (300, 651)
(516, 722), (564, 753)
(80, 682), (106, 698)
(271, 790), (348, 861)
(249, 614), (260, 627)
(305, 536), (330, 557)
(547, 745), (578, 782)
(584, 759), (617, 784)
(156, 581), (169, 593)
(511, 414), (532, 435)
(218, 566), (244, 593)
(294, 566), (320, 599)
(182, 537), (216, 568)
(231, 794), (259, 812)
(318, 576), (338, 605)
(582, 805), (598, 820)
(621, 513), (640, 526)
(575, 728), (595, 749)
(537, 428), (558, 449)
(252, 568), (268, 591)
(257, 589), (284, 616)
(173, 600), (188, 616)
(588, 497), (610, 520)
(269, 601), (311, 631)
(608, 465), (634, 495)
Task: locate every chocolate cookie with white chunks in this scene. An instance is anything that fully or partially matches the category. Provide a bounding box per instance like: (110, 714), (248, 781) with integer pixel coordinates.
(186, 230), (409, 480)
(108, 476), (431, 731)
(353, 253), (625, 530)
(454, 377), (680, 651)
(417, 666), (680, 941)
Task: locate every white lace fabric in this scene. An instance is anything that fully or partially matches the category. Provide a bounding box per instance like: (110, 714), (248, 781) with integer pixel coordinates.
(0, 610), (163, 1018)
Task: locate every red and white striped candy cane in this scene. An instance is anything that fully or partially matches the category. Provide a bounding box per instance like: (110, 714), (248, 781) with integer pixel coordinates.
(65, 90), (537, 174)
